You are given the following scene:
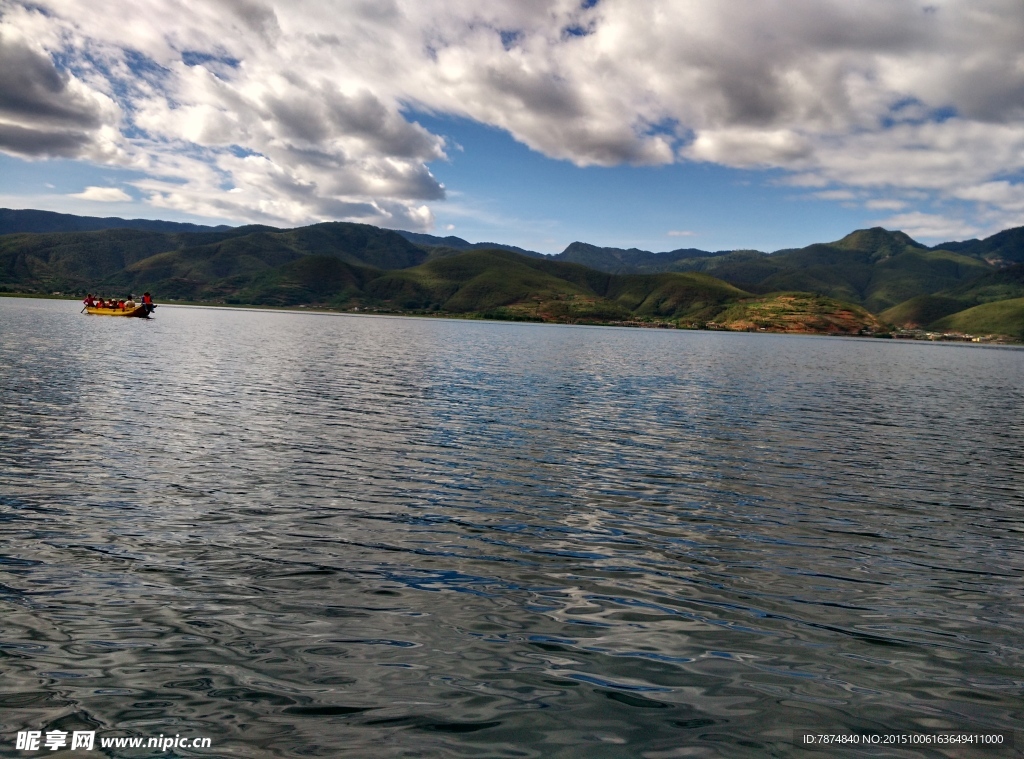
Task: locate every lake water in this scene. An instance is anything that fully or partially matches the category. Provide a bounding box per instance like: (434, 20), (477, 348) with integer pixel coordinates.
(1, 297), (1022, 758)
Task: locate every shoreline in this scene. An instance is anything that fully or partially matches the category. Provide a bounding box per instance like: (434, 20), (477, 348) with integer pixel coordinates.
(2, 291), (1020, 345)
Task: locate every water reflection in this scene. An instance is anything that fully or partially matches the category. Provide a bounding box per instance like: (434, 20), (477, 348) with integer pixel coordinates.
(1, 298), (1022, 757)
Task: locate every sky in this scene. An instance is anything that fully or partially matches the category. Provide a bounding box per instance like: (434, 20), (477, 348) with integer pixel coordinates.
(2, 0), (1024, 254)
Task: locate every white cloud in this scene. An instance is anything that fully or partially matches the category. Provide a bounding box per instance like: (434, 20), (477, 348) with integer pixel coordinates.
(0, 21), (121, 160)
(69, 186), (131, 201)
(954, 181), (1024, 212)
(667, 229), (696, 237)
(864, 198), (906, 210)
(876, 211), (980, 241)
(685, 129), (813, 167)
(2, 0), (1024, 230)
(815, 190), (858, 201)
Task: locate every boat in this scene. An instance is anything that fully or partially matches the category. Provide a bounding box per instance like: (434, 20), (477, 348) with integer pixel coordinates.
(84, 304), (151, 318)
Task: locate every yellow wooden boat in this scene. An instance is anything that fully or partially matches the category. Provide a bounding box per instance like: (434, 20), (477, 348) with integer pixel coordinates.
(84, 304), (151, 318)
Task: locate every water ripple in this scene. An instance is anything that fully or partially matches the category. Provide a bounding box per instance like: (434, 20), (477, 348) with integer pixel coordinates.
(1, 299), (1022, 757)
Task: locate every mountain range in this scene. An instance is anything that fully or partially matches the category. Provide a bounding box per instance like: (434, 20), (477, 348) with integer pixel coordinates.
(0, 208), (233, 235)
(1, 207), (1022, 339)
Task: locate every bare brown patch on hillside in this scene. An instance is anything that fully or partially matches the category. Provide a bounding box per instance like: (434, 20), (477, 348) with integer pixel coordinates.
(713, 294), (885, 334)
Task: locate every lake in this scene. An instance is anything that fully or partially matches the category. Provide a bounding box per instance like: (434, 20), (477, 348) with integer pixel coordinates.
(1, 297), (1022, 757)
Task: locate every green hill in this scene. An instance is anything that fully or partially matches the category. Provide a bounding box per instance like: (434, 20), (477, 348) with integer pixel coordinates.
(930, 298), (1024, 339)
(108, 231), (319, 300)
(600, 271), (748, 320)
(0, 221), (424, 297)
(831, 228), (927, 258)
(551, 228), (994, 313)
(364, 249), (609, 317)
(735, 230), (990, 312)
(3, 209), (1023, 339)
(555, 241), (720, 274)
(932, 227), (1024, 265)
(943, 263), (1024, 303)
(0, 227), (259, 293)
(879, 295), (970, 328)
(262, 223), (426, 269)
(230, 256), (378, 307)
(395, 230), (543, 258)
(0, 217), (748, 324)
(0, 207), (233, 235)
(881, 264), (1024, 328)
(361, 249), (746, 322)
(108, 223), (424, 300)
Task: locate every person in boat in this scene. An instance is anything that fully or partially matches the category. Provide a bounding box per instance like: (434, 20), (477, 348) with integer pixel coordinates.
(124, 294), (136, 310)
(95, 297), (105, 308)
(117, 298), (125, 311)
(83, 293), (96, 308)
(141, 292), (154, 315)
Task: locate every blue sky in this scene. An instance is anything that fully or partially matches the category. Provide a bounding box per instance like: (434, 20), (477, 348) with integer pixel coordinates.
(415, 113), (892, 254)
(2, 1), (1023, 253)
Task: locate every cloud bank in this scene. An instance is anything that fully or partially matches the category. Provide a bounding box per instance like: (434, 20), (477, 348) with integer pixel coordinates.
(69, 186), (131, 202)
(1, 0), (1023, 233)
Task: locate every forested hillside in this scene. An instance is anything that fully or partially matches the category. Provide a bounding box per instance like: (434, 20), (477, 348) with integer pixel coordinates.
(3, 210), (1022, 338)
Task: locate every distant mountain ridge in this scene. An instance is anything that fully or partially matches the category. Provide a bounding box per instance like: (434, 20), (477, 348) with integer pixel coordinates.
(395, 230), (544, 258)
(541, 227), (1010, 313)
(931, 227), (1024, 266)
(2, 208), (1023, 338)
(0, 221), (426, 301)
(0, 208), (236, 235)
(553, 241), (725, 274)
